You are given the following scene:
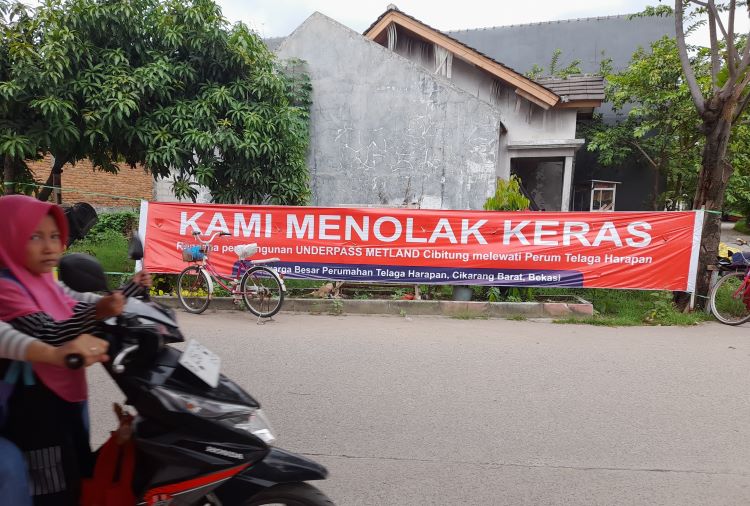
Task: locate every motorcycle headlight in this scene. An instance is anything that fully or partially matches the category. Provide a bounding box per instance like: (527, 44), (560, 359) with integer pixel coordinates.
(153, 387), (276, 444)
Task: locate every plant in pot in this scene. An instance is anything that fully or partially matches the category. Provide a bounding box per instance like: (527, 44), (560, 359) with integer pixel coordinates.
(452, 176), (530, 301)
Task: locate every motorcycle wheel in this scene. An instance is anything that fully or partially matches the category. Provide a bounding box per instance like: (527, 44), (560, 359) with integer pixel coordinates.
(244, 483), (334, 506)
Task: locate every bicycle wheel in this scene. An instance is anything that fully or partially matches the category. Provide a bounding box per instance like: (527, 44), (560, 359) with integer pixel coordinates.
(177, 266), (211, 314)
(710, 271), (750, 325)
(240, 266), (284, 318)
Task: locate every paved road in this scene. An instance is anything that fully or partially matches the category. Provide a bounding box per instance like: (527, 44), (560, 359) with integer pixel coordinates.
(87, 312), (750, 505)
(721, 221), (750, 247)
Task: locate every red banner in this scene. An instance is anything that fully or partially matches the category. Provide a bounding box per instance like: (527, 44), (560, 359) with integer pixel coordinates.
(138, 202), (703, 291)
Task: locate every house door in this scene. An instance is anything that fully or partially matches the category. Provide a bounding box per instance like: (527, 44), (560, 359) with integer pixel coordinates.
(510, 157), (564, 211)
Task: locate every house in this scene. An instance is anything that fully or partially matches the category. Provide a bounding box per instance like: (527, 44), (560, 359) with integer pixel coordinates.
(276, 7), (604, 211)
(449, 13), (675, 210)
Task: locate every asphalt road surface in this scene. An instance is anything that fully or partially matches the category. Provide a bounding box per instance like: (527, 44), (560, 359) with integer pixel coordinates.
(87, 312), (750, 505)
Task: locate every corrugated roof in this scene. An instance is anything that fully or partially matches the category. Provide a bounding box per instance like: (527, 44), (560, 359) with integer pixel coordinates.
(447, 14), (674, 75)
(535, 75), (606, 102)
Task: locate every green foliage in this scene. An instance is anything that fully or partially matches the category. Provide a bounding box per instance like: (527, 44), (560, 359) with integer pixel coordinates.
(628, 5), (674, 19)
(483, 175), (530, 211)
(585, 37), (708, 210)
(487, 286), (501, 302)
(542, 288), (709, 326)
(87, 211), (138, 240)
(526, 48), (582, 79)
(330, 299), (343, 315)
(725, 121), (750, 221)
(0, 0), (312, 204)
(735, 220), (750, 234)
(391, 288), (408, 300)
(67, 229), (134, 274)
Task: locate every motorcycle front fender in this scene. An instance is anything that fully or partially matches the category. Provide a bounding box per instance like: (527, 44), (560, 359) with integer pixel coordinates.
(239, 447), (328, 485)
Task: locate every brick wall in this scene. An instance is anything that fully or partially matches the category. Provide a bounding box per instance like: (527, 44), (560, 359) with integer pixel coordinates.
(27, 155), (154, 208)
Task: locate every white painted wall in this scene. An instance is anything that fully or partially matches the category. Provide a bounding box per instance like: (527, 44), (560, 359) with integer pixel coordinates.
(391, 29), (583, 208)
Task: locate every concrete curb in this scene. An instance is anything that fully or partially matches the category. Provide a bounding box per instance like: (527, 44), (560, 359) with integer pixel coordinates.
(155, 296), (594, 319)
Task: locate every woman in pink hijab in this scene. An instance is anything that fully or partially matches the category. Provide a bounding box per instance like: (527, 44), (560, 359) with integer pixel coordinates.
(0, 195), (127, 506)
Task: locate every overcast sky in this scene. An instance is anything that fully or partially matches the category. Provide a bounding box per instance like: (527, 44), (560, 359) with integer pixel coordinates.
(215, 0), (673, 38)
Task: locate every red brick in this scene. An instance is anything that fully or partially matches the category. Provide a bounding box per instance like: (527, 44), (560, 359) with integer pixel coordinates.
(27, 155), (153, 207)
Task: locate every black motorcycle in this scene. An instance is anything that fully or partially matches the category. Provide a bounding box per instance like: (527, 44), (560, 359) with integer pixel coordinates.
(59, 238), (333, 505)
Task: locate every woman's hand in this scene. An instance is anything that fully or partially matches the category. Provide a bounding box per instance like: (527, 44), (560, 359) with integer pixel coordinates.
(133, 270), (153, 289)
(57, 334), (110, 367)
(27, 334), (110, 367)
(95, 292), (125, 320)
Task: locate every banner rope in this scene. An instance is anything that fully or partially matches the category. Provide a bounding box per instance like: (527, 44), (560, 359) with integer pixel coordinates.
(3, 181), (143, 202)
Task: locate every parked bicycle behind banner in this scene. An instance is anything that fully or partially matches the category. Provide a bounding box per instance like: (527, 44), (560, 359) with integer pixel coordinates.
(710, 238), (750, 325)
(177, 232), (286, 319)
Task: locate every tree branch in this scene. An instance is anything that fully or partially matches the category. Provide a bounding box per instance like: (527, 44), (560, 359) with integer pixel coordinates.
(727, 0), (737, 76)
(707, 1), (722, 91)
(676, 0), (706, 113)
(733, 89), (750, 123)
(629, 141), (659, 169)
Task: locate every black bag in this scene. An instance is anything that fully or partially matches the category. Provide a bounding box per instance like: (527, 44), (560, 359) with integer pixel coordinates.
(63, 202), (98, 246)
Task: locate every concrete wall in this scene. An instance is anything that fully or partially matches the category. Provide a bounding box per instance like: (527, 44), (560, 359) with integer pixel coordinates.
(390, 27), (580, 182)
(154, 174), (212, 204)
(277, 13), (504, 210)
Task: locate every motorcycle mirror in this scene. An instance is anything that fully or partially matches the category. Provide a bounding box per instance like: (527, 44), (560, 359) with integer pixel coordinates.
(59, 253), (109, 292)
(128, 234), (144, 261)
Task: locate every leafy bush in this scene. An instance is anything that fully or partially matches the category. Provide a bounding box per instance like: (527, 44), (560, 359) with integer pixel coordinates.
(483, 176), (530, 211)
(88, 211), (139, 241)
(67, 229), (134, 289)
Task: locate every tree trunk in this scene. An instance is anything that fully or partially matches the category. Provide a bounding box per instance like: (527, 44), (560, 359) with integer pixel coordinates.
(690, 99), (735, 309)
(3, 156), (15, 195)
(651, 166), (660, 211)
(38, 156), (66, 203)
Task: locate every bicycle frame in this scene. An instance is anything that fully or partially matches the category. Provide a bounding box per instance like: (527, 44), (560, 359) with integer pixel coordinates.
(189, 232), (285, 298)
(731, 268), (750, 300)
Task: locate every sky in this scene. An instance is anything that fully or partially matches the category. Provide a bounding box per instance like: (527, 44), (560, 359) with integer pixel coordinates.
(215, 0), (684, 38)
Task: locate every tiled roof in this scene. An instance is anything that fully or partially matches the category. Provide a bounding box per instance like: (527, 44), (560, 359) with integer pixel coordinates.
(535, 75), (606, 102)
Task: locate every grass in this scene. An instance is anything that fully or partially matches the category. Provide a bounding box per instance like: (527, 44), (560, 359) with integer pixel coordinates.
(539, 288), (711, 326)
(450, 311), (489, 320)
(734, 220), (750, 235)
(66, 229), (134, 289)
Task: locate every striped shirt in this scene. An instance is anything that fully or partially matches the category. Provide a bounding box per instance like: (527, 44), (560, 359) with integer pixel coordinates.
(0, 281), (105, 360)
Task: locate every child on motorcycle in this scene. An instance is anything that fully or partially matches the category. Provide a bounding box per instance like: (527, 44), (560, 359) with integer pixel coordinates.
(0, 195), (147, 506)
(0, 328), (110, 506)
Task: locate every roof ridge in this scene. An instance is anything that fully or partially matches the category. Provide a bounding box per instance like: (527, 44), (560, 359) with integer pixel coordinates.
(448, 12), (650, 33)
(364, 8), (561, 104)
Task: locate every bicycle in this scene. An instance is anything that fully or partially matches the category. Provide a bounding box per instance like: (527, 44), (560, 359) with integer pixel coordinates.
(709, 237), (750, 325)
(176, 231), (286, 319)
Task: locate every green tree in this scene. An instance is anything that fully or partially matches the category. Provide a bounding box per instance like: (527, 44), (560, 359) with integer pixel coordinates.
(674, 0), (750, 305)
(1, 0), (311, 205)
(585, 37), (705, 210)
(0, 0), (45, 194)
(725, 121), (750, 225)
(483, 175), (530, 211)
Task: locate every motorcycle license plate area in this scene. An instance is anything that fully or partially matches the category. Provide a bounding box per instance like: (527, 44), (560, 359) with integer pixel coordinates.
(179, 340), (221, 388)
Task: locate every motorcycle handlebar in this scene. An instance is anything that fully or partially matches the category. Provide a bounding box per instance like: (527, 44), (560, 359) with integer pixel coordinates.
(64, 354), (84, 370)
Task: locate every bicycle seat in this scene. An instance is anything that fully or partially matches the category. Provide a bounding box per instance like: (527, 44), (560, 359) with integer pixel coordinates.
(235, 243), (258, 260)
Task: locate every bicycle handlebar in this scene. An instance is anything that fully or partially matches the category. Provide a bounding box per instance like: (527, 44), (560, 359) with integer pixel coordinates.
(191, 231), (232, 245)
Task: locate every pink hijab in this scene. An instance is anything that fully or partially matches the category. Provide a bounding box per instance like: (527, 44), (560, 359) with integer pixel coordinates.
(0, 195), (87, 402)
